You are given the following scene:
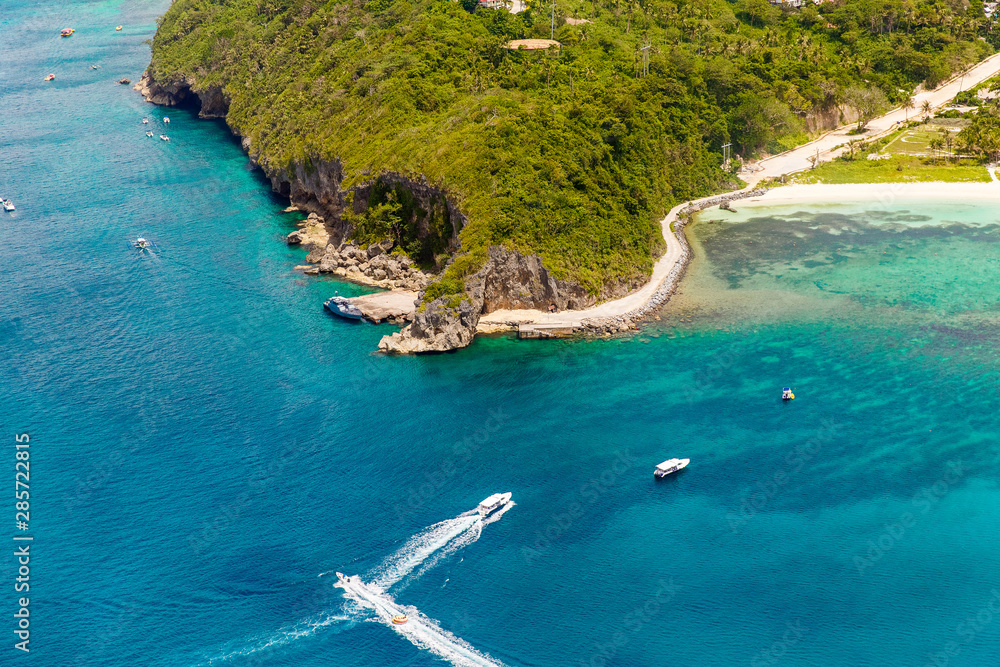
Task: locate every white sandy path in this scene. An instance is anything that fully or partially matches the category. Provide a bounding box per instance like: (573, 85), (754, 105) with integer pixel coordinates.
(747, 52), (1000, 186)
(479, 52), (1000, 330)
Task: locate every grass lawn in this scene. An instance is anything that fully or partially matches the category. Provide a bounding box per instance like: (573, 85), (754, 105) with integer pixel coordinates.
(787, 155), (990, 185)
(878, 119), (968, 156)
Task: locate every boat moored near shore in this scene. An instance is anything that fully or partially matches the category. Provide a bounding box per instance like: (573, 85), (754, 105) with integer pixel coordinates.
(654, 458), (689, 478)
(325, 296), (364, 320)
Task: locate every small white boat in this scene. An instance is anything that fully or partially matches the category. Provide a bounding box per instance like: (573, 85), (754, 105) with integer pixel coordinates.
(477, 492), (512, 516)
(654, 458), (689, 478)
(159, 135), (169, 141)
(162, 117), (170, 123)
(142, 118), (148, 124)
(2, 199), (15, 212)
(145, 131), (154, 137)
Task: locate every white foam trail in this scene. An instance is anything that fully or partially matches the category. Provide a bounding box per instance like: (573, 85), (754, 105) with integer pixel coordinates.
(198, 611), (352, 665)
(371, 499), (514, 590)
(337, 576), (506, 667)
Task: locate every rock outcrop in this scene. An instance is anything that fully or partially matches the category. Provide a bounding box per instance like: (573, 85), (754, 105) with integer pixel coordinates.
(286, 212), (330, 250)
(305, 241), (432, 291)
(133, 72), (228, 118)
(379, 295), (482, 354)
(477, 247), (594, 313)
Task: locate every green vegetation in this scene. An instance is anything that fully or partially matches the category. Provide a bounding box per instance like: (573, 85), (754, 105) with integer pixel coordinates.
(150, 0), (999, 298)
(789, 155), (989, 184)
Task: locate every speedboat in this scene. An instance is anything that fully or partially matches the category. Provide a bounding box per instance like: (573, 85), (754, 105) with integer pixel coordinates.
(654, 458), (689, 478)
(129, 237), (156, 250)
(145, 131), (154, 137)
(60, 28), (75, 37)
(324, 296), (364, 320)
(392, 615), (408, 624)
(477, 492), (512, 516)
(159, 135), (169, 141)
(162, 117), (170, 123)
(782, 387), (795, 400)
(3, 199), (15, 212)
(43, 74), (55, 81)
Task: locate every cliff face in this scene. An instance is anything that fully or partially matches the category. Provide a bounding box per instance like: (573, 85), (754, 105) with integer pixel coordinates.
(136, 70), (600, 353)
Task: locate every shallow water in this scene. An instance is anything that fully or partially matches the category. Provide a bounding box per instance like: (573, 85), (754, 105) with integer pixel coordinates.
(2, 2), (1000, 666)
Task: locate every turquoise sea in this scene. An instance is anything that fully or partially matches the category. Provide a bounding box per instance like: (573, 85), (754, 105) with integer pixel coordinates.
(3, 1), (1000, 665)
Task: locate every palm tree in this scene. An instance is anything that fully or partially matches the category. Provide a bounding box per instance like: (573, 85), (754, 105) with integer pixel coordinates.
(941, 129), (955, 163)
(903, 97), (914, 122)
(921, 100), (932, 122)
(929, 137), (944, 165)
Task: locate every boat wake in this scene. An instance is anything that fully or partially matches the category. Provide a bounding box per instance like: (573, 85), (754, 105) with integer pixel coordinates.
(196, 498), (513, 665)
(336, 575), (506, 667)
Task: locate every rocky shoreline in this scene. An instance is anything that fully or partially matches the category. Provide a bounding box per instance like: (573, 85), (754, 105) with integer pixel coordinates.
(134, 68), (758, 354)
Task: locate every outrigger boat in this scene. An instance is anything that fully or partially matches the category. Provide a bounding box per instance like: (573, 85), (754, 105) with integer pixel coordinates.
(127, 237), (157, 251)
(324, 296), (364, 320)
(654, 458), (689, 478)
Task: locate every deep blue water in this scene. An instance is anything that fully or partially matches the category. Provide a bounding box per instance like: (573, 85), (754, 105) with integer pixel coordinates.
(3, 2), (1000, 666)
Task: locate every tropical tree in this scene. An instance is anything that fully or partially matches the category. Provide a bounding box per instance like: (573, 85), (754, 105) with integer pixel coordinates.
(929, 137), (944, 164)
(844, 85), (889, 131)
(921, 100), (932, 122)
(903, 97), (915, 122)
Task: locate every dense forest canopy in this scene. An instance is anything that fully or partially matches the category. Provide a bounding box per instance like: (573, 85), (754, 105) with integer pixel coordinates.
(151, 0), (996, 297)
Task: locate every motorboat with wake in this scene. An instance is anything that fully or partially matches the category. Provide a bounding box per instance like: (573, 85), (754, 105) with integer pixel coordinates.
(654, 458), (689, 478)
(477, 492), (512, 516)
(324, 296), (364, 320)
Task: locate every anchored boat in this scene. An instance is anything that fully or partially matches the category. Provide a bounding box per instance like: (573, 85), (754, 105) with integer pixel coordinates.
(324, 296), (364, 320)
(654, 458), (689, 478)
(2, 199), (16, 212)
(782, 387), (795, 400)
(477, 492), (512, 516)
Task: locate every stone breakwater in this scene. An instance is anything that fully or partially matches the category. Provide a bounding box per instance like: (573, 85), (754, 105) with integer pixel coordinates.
(580, 188), (768, 335)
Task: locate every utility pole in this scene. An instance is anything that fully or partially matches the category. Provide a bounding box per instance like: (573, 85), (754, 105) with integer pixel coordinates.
(551, 0), (556, 40)
(640, 42), (650, 77)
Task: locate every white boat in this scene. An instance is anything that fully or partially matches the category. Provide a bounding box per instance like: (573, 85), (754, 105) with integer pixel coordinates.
(324, 296), (364, 320)
(162, 116), (170, 123)
(477, 492), (512, 516)
(2, 199), (15, 212)
(654, 458), (689, 478)
(160, 135), (169, 141)
(142, 118), (148, 124)
(145, 131), (154, 137)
